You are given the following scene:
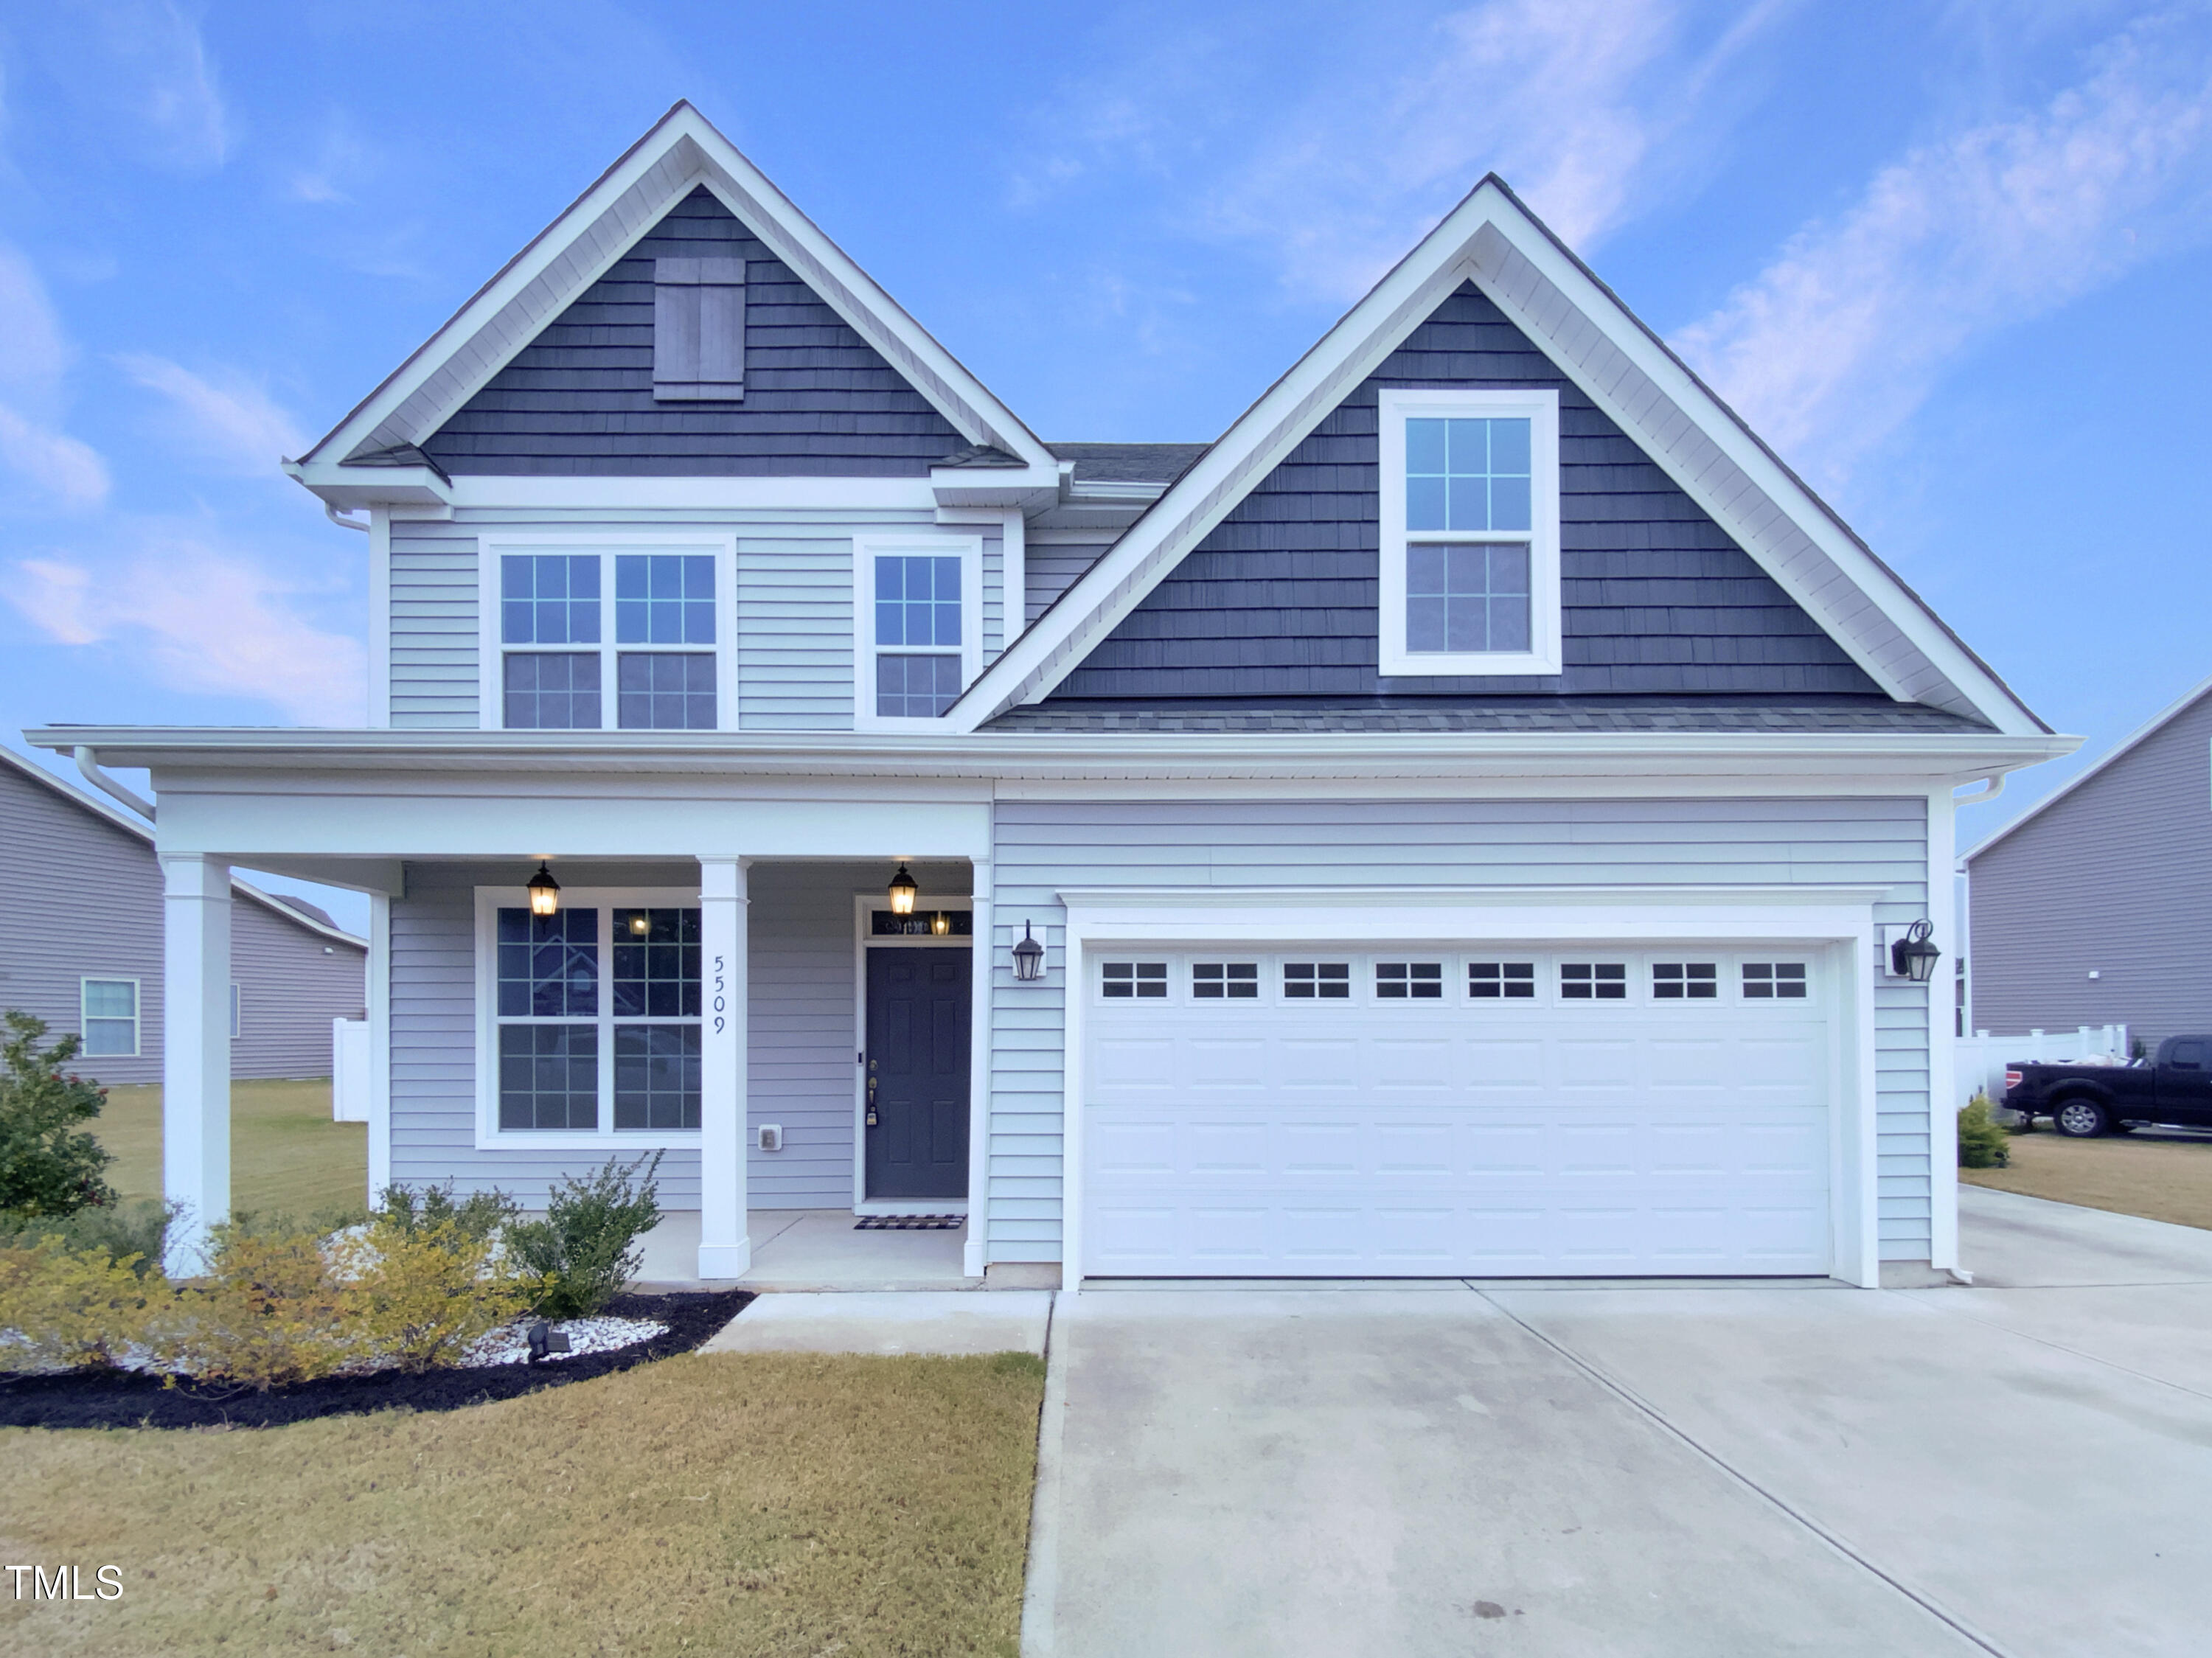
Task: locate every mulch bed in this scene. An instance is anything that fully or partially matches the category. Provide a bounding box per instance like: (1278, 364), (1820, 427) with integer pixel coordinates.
(0, 1288), (753, 1432)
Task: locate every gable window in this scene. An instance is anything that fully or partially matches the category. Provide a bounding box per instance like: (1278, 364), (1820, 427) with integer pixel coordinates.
(81, 978), (139, 1057)
(481, 890), (703, 1143)
(1377, 388), (1561, 678)
(855, 534), (982, 726)
(653, 257), (745, 401)
(492, 544), (728, 732)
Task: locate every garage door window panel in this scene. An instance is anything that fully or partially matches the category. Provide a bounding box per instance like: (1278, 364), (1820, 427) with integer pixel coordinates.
(1742, 962), (1809, 1000)
(1653, 962), (1719, 1000)
(1284, 962), (1351, 1000)
(1192, 962), (1259, 1000)
(1102, 961), (1167, 999)
(1376, 962), (1444, 1000)
(1560, 962), (1627, 1000)
(1470, 961), (1537, 1000)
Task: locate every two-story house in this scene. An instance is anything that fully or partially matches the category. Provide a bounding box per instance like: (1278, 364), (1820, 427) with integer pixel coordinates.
(32, 104), (2072, 1286)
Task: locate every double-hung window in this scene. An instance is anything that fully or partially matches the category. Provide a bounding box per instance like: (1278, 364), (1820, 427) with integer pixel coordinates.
(1377, 388), (1561, 677)
(80, 978), (139, 1057)
(855, 534), (981, 725)
(494, 545), (726, 731)
(482, 889), (703, 1143)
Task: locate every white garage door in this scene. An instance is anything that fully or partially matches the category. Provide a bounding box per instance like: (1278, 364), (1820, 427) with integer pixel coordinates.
(1082, 946), (1833, 1278)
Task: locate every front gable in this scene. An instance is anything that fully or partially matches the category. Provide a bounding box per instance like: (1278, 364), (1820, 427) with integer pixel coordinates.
(422, 188), (962, 477)
(1050, 283), (1877, 704)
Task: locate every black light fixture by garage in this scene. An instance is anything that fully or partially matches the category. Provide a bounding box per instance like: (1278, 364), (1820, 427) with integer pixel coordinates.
(888, 862), (918, 916)
(1891, 919), (1941, 983)
(1012, 920), (1046, 982)
(527, 861), (561, 919)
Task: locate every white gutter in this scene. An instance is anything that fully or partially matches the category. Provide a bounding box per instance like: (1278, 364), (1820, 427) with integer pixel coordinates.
(74, 745), (157, 820)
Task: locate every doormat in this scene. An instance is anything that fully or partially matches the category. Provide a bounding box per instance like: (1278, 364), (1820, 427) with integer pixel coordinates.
(854, 1215), (964, 1230)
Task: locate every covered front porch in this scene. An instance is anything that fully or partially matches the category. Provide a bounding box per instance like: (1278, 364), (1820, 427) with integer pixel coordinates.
(133, 764), (1013, 1283)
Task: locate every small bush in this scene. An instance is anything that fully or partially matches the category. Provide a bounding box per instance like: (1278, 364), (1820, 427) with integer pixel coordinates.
(1958, 1095), (2011, 1168)
(329, 1215), (532, 1373)
(158, 1225), (353, 1389)
(0, 1011), (117, 1218)
(376, 1180), (518, 1247)
(0, 1199), (173, 1274)
(507, 1152), (664, 1319)
(0, 1235), (167, 1370)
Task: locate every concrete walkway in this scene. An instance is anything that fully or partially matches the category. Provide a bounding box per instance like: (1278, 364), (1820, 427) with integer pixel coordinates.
(1024, 1187), (2212, 1657)
(700, 1289), (1051, 1356)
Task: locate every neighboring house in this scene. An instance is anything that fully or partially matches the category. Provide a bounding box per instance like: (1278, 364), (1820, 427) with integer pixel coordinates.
(29, 105), (2072, 1283)
(0, 746), (367, 1086)
(1964, 672), (2212, 1052)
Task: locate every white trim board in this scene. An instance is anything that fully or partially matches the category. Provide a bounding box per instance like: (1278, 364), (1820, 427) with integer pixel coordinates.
(945, 176), (2047, 738)
(1054, 888), (1883, 1293)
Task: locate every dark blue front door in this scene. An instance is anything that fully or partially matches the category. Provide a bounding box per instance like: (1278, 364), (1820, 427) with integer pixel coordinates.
(864, 948), (970, 1201)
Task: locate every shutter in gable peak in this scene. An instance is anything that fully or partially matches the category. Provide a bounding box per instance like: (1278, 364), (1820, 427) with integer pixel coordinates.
(653, 256), (746, 400)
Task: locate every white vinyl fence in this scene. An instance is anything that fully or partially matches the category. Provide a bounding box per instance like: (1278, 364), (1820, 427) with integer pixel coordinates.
(1955, 1025), (2131, 1109)
(332, 1017), (370, 1122)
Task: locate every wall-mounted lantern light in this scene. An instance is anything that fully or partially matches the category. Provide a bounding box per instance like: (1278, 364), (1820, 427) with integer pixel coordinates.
(527, 861), (562, 919)
(1012, 921), (1046, 982)
(888, 862), (918, 916)
(1890, 919), (1941, 983)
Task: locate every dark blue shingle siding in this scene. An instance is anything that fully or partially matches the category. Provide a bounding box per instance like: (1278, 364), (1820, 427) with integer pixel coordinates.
(1049, 283), (1879, 702)
(420, 189), (963, 476)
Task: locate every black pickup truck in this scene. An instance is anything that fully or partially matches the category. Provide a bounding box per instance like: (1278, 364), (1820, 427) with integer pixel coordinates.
(2003, 1036), (2212, 1136)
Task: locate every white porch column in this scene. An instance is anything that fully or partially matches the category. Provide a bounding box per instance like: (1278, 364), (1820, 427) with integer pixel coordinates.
(1928, 788), (1961, 1272)
(366, 891), (392, 1207)
(161, 854), (232, 1274)
(698, 856), (751, 1278)
(965, 857), (993, 1278)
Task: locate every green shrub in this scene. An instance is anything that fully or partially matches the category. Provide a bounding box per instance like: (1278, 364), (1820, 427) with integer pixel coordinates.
(375, 1180), (518, 1247)
(1958, 1095), (2011, 1168)
(507, 1152), (663, 1319)
(0, 1235), (168, 1369)
(0, 1011), (117, 1218)
(0, 1199), (174, 1274)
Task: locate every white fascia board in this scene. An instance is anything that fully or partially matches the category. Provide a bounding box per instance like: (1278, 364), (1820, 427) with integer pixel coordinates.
(285, 459), (450, 510)
(952, 175), (2044, 737)
(442, 475), (938, 511)
(1961, 669), (2212, 865)
(30, 725), (2072, 791)
(297, 104), (1053, 486)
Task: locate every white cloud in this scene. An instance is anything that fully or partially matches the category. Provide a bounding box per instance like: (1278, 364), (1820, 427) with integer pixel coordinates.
(10, 539), (364, 725)
(115, 353), (307, 475)
(36, 1), (230, 171)
(1674, 13), (2212, 484)
(1018, 0), (1789, 302)
(0, 248), (71, 386)
(0, 407), (110, 505)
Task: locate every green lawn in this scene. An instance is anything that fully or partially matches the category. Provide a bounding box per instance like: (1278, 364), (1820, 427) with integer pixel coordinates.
(0, 1351), (1043, 1657)
(91, 1081), (369, 1221)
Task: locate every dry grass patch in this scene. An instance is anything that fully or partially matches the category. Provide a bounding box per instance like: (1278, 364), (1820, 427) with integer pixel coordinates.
(0, 1348), (1044, 1657)
(1963, 1128), (2212, 1230)
(92, 1081), (366, 1218)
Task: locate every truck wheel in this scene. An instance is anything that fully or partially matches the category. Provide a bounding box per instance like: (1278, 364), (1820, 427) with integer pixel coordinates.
(2054, 1099), (2110, 1138)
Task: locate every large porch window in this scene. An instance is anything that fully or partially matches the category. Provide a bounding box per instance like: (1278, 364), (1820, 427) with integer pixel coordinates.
(481, 888), (702, 1141)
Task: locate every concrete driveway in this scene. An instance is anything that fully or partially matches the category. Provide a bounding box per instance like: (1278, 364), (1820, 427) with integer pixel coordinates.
(1024, 1188), (2212, 1657)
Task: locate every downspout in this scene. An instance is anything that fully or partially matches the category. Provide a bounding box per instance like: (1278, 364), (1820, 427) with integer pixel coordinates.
(74, 746), (157, 821)
(325, 501), (371, 532)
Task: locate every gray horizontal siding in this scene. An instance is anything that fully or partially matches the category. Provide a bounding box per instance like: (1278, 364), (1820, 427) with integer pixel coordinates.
(390, 520), (479, 728)
(1027, 543), (1109, 626)
(420, 187), (964, 476)
(737, 539), (854, 731)
(1969, 687), (2212, 1053)
(1050, 282), (1882, 704)
(746, 864), (860, 1207)
(0, 763), (365, 1087)
(984, 795), (1931, 1265)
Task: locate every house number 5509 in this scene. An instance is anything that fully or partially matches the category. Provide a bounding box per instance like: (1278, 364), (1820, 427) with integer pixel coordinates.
(712, 954), (726, 1034)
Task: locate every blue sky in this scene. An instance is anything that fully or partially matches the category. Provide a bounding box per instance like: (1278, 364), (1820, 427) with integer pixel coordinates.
(4, 0), (2211, 933)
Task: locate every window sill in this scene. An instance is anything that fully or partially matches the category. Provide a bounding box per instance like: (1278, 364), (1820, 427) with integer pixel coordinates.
(473, 1129), (706, 1154)
(1377, 646), (1562, 678)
